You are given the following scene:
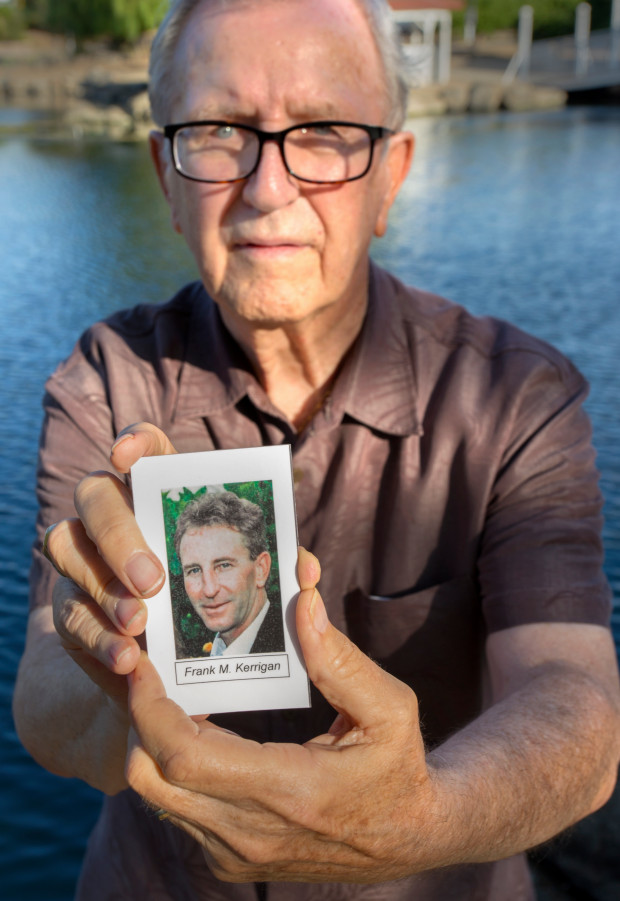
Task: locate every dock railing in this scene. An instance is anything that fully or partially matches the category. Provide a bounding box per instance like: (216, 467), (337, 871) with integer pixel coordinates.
(503, 2), (620, 91)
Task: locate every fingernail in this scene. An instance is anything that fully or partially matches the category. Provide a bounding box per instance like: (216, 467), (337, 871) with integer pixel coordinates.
(125, 553), (163, 595)
(111, 432), (135, 453)
(110, 641), (133, 667)
(115, 596), (146, 630)
(310, 590), (328, 634)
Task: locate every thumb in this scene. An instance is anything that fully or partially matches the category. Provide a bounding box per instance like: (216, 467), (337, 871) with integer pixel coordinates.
(296, 549), (412, 732)
(110, 421), (178, 474)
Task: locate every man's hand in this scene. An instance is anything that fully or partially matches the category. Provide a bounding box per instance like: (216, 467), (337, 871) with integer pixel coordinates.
(126, 547), (440, 884)
(45, 423), (177, 685)
(13, 423), (180, 793)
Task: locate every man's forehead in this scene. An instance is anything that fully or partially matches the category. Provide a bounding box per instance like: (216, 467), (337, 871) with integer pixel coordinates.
(170, 0), (386, 123)
(182, 523), (245, 547)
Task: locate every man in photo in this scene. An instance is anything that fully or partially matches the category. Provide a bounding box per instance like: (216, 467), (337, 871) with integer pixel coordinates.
(174, 491), (284, 656)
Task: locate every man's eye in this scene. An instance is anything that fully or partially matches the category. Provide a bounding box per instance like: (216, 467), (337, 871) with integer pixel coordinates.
(302, 124), (337, 137)
(185, 565), (200, 576)
(214, 125), (236, 140)
(216, 561), (233, 570)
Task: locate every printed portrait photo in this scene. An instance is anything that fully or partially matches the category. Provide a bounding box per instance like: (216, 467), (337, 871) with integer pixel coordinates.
(161, 480), (285, 661)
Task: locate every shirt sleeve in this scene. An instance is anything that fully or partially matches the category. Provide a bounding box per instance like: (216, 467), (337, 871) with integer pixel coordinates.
(479, 351), (612, 632)
(29, 329), (121, 611)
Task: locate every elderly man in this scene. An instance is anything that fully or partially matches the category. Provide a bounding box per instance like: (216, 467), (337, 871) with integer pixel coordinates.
(174, 491), (284, 657)
(13, 0), (620, 899)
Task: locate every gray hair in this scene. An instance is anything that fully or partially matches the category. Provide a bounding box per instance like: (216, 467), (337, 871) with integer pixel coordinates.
(149, 0), (408, 129)
(174, 490), (268, 561)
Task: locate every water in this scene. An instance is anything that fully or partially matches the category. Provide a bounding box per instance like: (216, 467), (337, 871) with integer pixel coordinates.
(1, 106), (619, 898)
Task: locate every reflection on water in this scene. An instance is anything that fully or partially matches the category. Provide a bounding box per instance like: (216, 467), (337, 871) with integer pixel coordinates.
(1, 106), (619, 898)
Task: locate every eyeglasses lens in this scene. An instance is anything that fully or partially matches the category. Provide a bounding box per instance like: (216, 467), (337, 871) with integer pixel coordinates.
(174, 124), (373, 184)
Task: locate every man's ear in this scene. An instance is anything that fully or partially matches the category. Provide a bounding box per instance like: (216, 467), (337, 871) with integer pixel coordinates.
(149, 130), (183, 235)
(254, 552), (272, 589)
(374, 130), (415, 238)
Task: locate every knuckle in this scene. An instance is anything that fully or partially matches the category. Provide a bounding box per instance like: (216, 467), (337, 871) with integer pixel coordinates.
(44, 519), (74, 570)
(160, 747), (196, 786)
(58, 597), (87, 636)
(124, 750), (146, 793)
(210, 836), (270, 876)
(389, 678), (419, 725)
(52, 581), (81, 634)
(74, 470), (115, 508)
(209, 859), (255, 883)
(52, 588), (113, 657)
(330, 637), (366, 681)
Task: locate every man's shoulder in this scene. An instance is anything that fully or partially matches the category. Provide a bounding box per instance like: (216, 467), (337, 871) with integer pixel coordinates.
(89, 280), (209, 347)
(43, 281), (218, 426)
(251, 600), (285, 655)
(373, 264), (583, 390)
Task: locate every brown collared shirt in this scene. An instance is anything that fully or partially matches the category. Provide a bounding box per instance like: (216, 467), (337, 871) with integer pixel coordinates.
(31, 263), (611, 900)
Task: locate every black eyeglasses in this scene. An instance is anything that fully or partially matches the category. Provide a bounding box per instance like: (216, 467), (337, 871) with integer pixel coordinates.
(163, 120), (395, 185)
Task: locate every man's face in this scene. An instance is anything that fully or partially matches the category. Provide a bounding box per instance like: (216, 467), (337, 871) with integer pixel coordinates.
(151, 0), (413, 329)
(179, 524), (271, 645)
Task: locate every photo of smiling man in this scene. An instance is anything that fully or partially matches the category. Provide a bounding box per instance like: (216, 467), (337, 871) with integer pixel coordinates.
(168, 486), (285, 659)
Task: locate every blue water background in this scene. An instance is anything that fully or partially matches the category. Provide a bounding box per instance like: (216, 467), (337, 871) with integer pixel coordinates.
(1, 106), (619, 898)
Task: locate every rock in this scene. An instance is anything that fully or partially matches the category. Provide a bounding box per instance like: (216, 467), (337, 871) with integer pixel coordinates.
(63, 101), (134, 139)
(441, 82), (471, 114)
(127, 89), (152, 124)
(1, 77), (15, 102)
(469, 82), (503, 114)
(406, 86), (448, 117)
(503, 82), (567, 112)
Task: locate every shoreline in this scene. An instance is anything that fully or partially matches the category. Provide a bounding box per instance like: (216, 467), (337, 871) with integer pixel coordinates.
(0, 29), (570, 141)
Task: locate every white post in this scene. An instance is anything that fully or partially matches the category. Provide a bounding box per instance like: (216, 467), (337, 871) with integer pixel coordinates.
(464, 2), (478, 47)
(437, 12), (452, 84)
(611, 0), (620, 65)
(575, 3), (591, 76)
(517, 5), (534, 80)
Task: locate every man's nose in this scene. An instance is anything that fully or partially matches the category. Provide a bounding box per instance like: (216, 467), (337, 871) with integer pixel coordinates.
(241, 140), (300, 212)
(202, 570), (219, 598)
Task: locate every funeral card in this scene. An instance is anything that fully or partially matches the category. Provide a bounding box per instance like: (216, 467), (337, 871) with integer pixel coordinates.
(131, 445), (310, 716)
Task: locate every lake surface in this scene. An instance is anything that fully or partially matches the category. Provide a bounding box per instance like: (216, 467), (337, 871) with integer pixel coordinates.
(1, 106), (620, 899)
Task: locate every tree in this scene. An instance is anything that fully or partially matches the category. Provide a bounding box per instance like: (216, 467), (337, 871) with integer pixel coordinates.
(26, 0), (166, 45)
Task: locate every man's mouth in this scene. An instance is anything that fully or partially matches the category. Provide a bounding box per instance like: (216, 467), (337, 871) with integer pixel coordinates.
(200, 600), (229, 613)
(234, 235), (306, 252)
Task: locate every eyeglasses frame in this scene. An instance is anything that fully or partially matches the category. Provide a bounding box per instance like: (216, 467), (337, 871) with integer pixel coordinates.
(162, 120), (395, 185)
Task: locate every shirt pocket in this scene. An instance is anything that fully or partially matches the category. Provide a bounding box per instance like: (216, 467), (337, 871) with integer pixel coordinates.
(344, 576), (484, 744)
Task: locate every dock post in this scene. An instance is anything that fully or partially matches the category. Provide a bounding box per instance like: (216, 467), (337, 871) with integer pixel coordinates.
(437, 11), (452, 84)
(612, 0), (620, 66)
(575, 3), (591, 76)
(518, 6), (534, 79)
(464, 1), (478, 47)
(503, 6), (533, 83)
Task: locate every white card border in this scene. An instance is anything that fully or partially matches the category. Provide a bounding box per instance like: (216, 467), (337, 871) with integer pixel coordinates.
(131, 445), (310, 716)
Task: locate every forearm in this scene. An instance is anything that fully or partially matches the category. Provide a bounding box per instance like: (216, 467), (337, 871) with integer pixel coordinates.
(424, 661), (620, 868)
(13, 607), (130, 795)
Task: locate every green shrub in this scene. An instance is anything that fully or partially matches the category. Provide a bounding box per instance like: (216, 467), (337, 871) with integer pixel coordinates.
(0, 3), (25, 40)
(25, 0), (166, 45)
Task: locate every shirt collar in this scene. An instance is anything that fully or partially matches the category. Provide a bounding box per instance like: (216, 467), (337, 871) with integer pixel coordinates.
(332, 261), (422, 436)
(173, 283), (258, 421)
(210, 599), (271, 657)
(173, 263), (422, 437)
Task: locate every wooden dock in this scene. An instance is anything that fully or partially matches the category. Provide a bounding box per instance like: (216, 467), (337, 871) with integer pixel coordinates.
(528, 29), (620, 92)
